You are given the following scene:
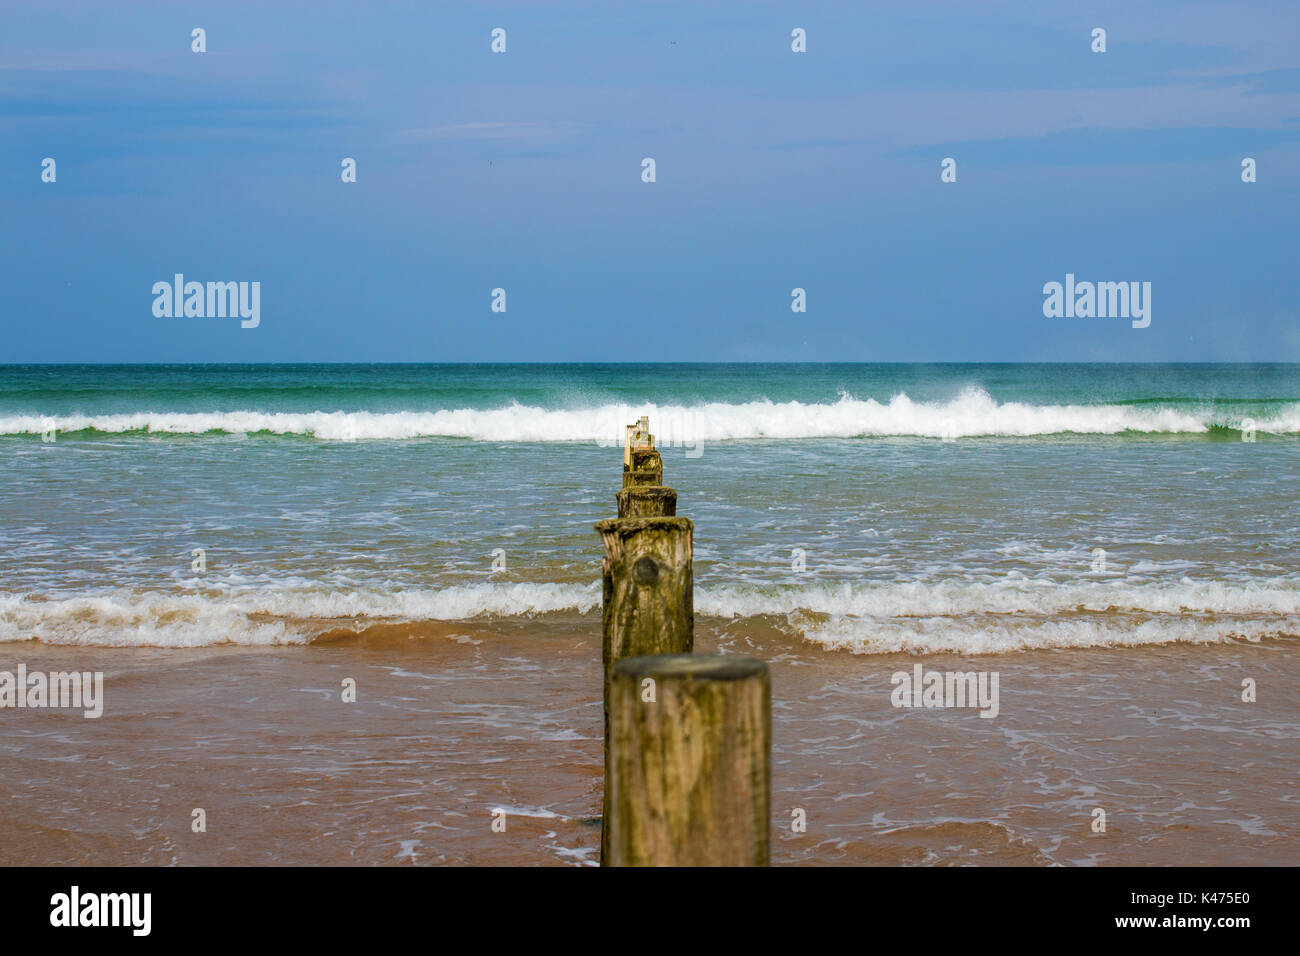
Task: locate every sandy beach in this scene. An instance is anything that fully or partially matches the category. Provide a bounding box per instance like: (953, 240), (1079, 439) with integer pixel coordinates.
(2, 615), (1293, 866)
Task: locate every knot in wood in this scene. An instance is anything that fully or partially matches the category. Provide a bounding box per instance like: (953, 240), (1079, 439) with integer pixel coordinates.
(632, 555), (660, 586)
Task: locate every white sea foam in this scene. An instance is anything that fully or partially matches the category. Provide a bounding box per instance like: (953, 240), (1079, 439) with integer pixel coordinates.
(696, 578), (1300, 619)
(5, 389), (1298, 440)
(705, 578), (1300, 654)
(2, 578), (1296, 651)
(800, 615), (1300, 655)
(0, 582), (600, 647)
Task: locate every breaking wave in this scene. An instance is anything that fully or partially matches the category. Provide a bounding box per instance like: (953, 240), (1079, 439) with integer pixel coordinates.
(4, 388), (1298, 441)
(3, 577), (1296, 652)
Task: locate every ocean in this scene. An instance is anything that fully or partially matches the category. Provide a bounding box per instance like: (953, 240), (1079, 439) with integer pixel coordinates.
(1, 363), (1297, 865)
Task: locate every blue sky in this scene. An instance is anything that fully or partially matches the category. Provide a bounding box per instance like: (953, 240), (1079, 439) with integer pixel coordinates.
(2, 0), (1298, 362)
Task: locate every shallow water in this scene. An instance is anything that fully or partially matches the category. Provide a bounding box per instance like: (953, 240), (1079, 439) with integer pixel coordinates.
(2, 363), (1298, 654)
(1, 364), (1296, 865)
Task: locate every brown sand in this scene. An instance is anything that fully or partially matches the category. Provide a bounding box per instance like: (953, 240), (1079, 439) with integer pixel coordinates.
(0, 618), (1295, 866)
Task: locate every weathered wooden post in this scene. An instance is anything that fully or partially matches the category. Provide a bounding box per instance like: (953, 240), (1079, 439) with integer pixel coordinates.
(606, 654), (771, 867)
(598, 417), (694, 863)
(595, 516), (694, 667)
(618, 416), (675, 517)
(623, 416), (661, 483)
(596, 416), (773, 866)
(616, 485), (676, 518)
(598, 417), (693, 674)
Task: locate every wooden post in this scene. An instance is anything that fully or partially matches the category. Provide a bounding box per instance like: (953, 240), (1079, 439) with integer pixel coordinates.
(595, 516), (694, 671)
(616, 485), (676, 518)
(598, 415), (702, 864)
(624, 416), (654, 468)
(624, 415), (663, 486)
(606, 654), (771, 867)
(623, 447), (663, 487)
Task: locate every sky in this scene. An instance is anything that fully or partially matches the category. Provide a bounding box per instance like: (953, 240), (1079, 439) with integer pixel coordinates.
(2, 0), (1299, 363)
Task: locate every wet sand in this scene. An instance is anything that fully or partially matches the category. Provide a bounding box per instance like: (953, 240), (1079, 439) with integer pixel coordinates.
(1, 618), (1295, 866)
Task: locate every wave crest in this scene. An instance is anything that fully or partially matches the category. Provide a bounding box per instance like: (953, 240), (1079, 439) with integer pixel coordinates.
(0, 582), (600, 648)
(5, 389), (1299, 440)
(3, 577), (1297, 652)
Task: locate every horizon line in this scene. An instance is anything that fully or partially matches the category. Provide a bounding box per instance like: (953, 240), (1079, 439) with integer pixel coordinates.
(4, 360), (1299, 368)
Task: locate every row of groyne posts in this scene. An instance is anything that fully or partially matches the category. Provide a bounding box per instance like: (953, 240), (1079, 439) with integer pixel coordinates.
(596, 417), (771, 866)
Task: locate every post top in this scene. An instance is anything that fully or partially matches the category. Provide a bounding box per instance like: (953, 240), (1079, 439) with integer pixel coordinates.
(613, 654), (768, 682)
(595, 515), (693, 535)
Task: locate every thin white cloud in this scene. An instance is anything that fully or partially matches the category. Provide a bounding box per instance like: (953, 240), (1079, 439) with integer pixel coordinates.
(398, 121), (581, 143)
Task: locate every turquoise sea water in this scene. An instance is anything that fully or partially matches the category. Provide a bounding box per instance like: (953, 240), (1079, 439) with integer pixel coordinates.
(1, 363), (1297, 652)
(3, 362), (1299, 423)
